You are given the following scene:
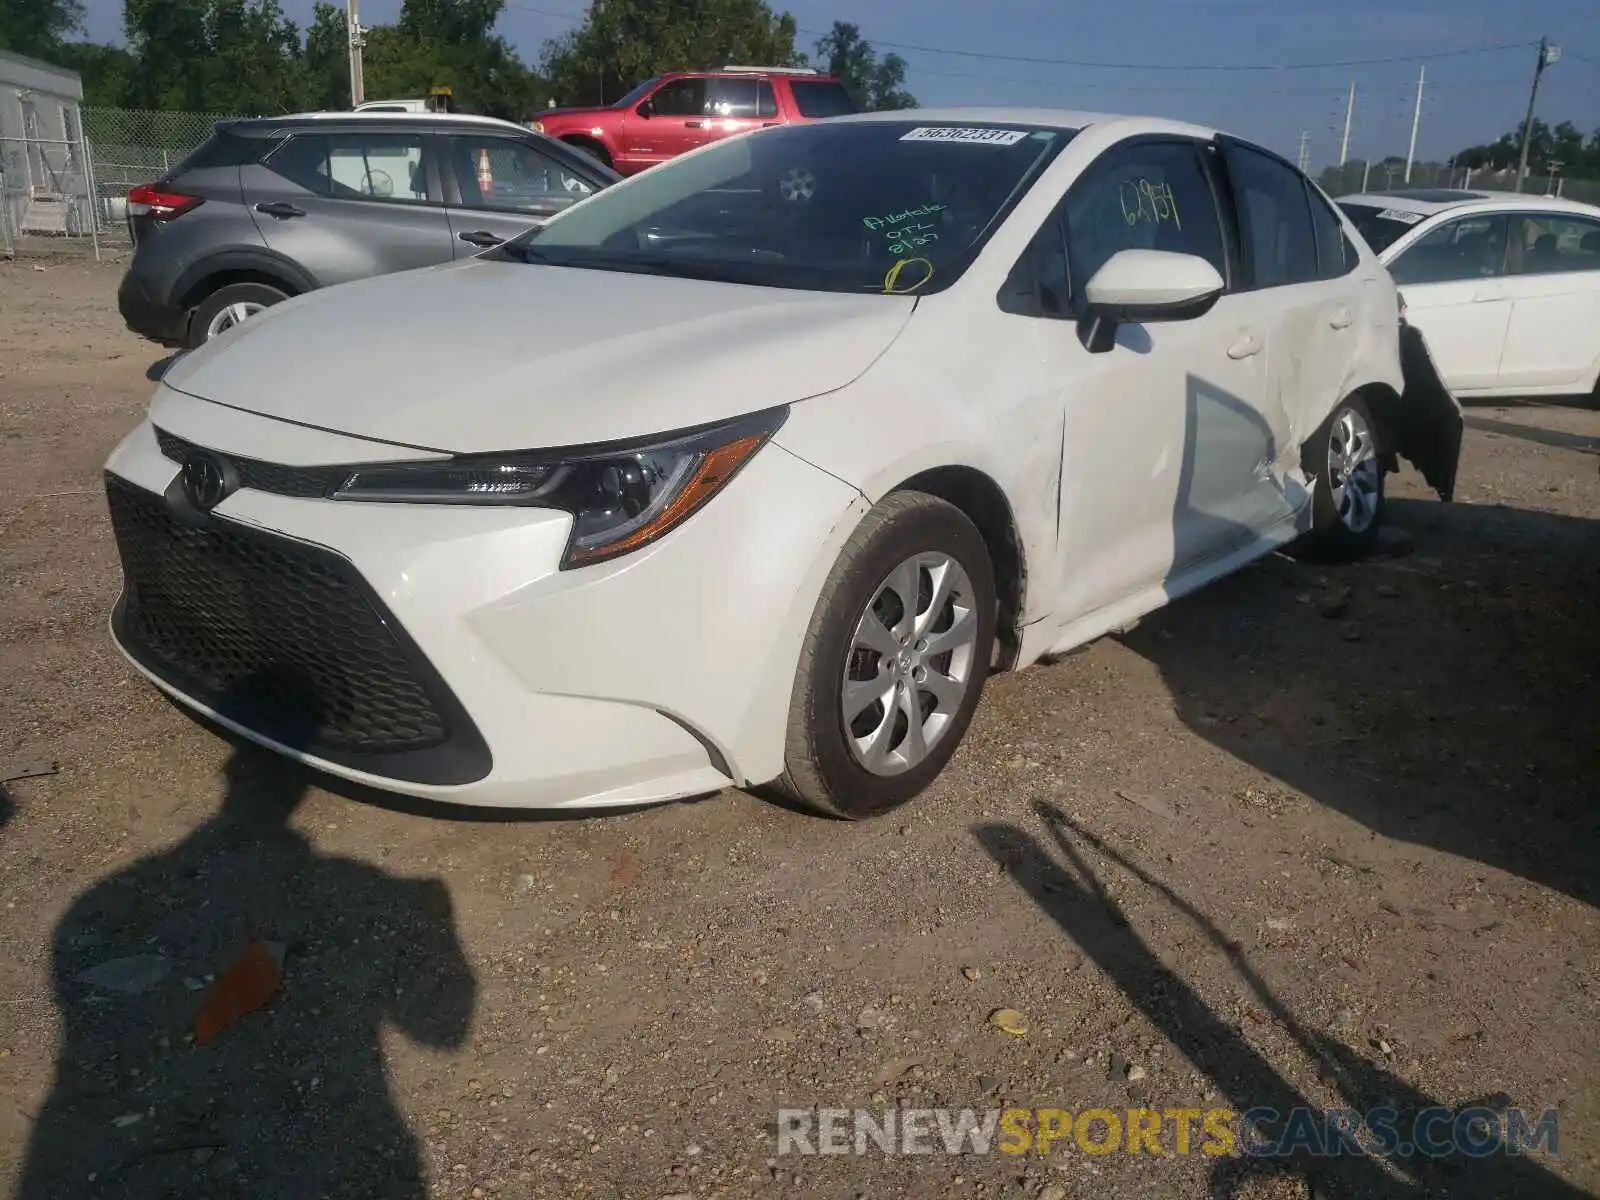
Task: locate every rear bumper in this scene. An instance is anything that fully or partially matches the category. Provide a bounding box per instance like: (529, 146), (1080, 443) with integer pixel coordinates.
(117, 269), (188, 346)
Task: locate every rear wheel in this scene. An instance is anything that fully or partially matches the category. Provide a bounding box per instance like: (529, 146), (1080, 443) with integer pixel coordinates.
(188, 282), (287, 347)
(1296, 394), (1386, 561)
(778, 492), (996, 819)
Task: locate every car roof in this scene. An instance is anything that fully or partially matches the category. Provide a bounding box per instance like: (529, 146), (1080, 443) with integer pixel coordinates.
(1336, 188), (1600, 219)
(826, 106), (1220, 140)
(227, 111), (532, 134)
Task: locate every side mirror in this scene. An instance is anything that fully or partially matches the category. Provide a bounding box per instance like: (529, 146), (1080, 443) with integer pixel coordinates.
(636, 100), (654, 118)
(1079, 248), (1225, 353)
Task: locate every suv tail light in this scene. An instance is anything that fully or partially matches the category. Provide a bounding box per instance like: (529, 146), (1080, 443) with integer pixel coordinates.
(127, 184), (202, 220)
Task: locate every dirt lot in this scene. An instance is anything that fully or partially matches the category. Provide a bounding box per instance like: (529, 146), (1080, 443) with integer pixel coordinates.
(1, 258), (1597, 1200)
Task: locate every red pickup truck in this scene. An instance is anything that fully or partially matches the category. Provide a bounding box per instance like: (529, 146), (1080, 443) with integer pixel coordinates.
(531, 66), (859, 175)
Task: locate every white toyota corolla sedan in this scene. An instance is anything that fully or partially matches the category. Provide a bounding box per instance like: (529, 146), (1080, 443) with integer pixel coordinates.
(103, 108), (1461, 817)
(1338, 188), (1600, 399)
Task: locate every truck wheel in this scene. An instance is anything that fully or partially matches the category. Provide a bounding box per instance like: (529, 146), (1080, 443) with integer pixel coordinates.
(566, 139), (611, 168)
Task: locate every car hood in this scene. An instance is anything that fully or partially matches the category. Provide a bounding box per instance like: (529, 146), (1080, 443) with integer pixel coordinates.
(161, 260), (915, 453)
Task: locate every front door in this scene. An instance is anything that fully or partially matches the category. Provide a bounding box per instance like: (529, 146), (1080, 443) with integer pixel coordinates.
(623, 77), (713, 169)
(438, 133), (599, 255)
(243, 129), (454, 287)
(1385, 212), (1512, 392)
(1048, 136), (1272, 618)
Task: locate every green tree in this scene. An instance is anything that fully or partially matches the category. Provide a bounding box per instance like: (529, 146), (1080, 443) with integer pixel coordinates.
(53, 40), (139, 105)
(541, 0), (801, 110)
(0, 0), (83, 59)
(302, 2), (350, 111)
(811, 20), (915, 110)
(1453, 117), (1600, 179)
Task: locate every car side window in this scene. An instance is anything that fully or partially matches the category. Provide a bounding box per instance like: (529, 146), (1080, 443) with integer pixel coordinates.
(652, 78), (708, 117)
(1389, 214), (1508, 285)
(755, 80), (778, 118)
(708, 78), (759, 118)
(1062, 139), (1227, 303)
(997, 213), (1072, 319)
(448, 136), (593, 214)
(1226, 145), (1317, 288)
(265, 134), (333, 195)
(1505, 214), (1600, 276)
(327, 133), (430, 202)
(1307, 185), (1356, 279)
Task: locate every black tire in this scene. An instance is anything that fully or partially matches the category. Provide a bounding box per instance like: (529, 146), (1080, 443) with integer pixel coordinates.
(1294, 393), (1386, 562)
(187, 282), (288, 348)
(777, 491), (997, 819)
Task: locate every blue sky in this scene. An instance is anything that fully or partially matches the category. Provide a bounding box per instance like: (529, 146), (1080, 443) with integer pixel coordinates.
(80, 0), (1599, 166)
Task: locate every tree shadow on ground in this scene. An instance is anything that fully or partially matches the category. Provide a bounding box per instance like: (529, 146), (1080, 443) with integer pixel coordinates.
(975, 803), (1585, 1198)
(18, 677), (475, 1199)
(1127, 496), (1600, 907)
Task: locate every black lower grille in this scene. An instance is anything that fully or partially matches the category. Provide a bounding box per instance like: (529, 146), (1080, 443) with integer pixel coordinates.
(106, 474), (490, 785)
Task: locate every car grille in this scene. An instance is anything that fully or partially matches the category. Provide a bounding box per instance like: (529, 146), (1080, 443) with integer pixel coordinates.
(105, 474), (490, 785)
(155, 427), (345, 499)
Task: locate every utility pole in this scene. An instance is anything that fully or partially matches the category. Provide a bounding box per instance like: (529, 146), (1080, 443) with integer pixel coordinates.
(1404, 64), (1425, 183)
(1296, 130), (1310, 173)
(1338, 81), (1355, 166)
(1515, 38), (1559, 192)
(347, 0), (366, 108)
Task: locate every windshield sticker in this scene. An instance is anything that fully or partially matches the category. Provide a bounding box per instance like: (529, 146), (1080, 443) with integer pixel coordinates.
(862, 204), (946, 231)
(1119, 178), (1182, 230)
(899, 126), (1029, 147)
(883, 257), (935, 294)
(1375, 208), (1425, 224)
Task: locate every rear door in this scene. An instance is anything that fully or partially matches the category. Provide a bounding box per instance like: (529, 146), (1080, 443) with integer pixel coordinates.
(1384, 212), (1512, 392)
(701, 76), (777, 141)
(1496, 212), (1600, 390)
(437, 133), (602, 254)
(242, 127), (454, 287)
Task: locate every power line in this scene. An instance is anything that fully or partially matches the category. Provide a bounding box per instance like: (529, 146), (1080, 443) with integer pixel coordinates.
(499, 3), (1536, 76)
(788, 32), (1535, 73)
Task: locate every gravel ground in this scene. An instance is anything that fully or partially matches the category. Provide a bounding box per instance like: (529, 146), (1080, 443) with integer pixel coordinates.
(1, 258), (1597, 1200)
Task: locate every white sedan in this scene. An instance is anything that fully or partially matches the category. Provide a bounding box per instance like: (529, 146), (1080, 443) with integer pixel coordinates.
(1338, 189), (1600, 399)
(103, 108), (1460, 817)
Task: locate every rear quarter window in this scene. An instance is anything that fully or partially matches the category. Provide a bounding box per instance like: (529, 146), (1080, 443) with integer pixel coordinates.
(788, 80), (859, 118)
(171, 128), (266, 175)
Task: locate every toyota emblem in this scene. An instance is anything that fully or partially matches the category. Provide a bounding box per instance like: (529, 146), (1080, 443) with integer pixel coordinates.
(180, 451), (237, 512)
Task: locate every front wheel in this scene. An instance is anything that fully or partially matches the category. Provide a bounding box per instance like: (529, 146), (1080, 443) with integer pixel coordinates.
(1296, 394), (1386, 561)
(778, 492), (997, 819)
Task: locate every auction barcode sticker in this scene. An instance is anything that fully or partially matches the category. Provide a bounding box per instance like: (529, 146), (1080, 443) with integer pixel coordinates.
(1375, 208), (1425, 224)
(899, 127), (1030, 146)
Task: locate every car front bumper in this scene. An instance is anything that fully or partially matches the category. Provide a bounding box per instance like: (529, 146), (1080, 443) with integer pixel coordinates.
(102, 405), (867, 808)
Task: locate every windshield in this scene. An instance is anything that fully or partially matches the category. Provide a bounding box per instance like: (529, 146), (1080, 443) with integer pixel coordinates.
(495, 121), (1071, 295)
(612, 77), (660, 109)
(1337, 202), (1428, 256)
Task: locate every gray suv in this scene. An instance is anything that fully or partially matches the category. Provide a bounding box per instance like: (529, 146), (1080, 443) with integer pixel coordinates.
(117, 111), (619, 348)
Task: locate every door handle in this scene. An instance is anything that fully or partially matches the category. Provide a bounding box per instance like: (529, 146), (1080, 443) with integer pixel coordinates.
(1329, 308), (1352, 330)
(684, 120), (705, 129)
(1470, 290), (1503, 303)
(458, 230), (504, 248)
(254, 201), (305, 219)
(1226, 332), (1262, 360)
(761, 121), (779, 127)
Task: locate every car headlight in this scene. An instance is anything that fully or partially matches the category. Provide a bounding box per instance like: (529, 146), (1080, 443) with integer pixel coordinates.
(331, 406), (787, 568)
(532, 120), (545, 133)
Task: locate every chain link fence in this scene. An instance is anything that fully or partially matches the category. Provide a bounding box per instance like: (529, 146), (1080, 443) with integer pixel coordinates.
(1319, 160), (1600, 206)
(2, 106), (233, 262)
